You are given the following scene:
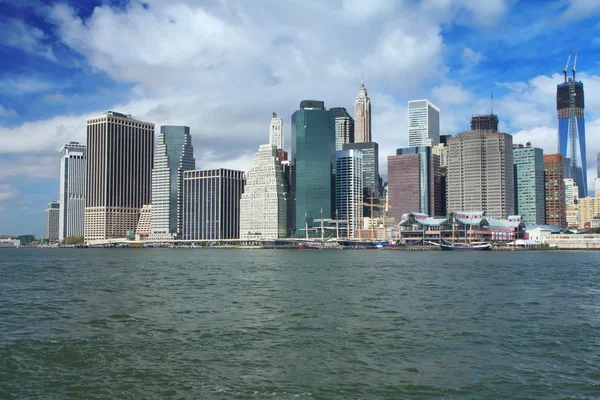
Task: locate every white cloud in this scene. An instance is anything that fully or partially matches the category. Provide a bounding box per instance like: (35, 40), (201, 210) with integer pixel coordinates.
(0, 76), (56, 94)
(0, 17), (56, 61)
(462, 47), (483, 67)
(0, 104), (18, 118)
(561, 0), (600, 20)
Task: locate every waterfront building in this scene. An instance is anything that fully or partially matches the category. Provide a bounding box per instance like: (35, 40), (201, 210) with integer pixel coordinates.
(544, 154), (567, 228)
(578, 197), (600, 229)
(291, 100), (336, 233)
(269, 113), (284, 150)
(59, 141), (86, 242)
(45, 201), (60, 242)
(354, 81), (371, 143)
(240, 145), (288, 240)
(336, 149), (363, 238)
(342, 142), (381, 216)
(149, 126), (195, 241)
(136, 205), (152, 241)
(432, 142), (448, 216)
(564, 178), (579, 207)
(84, 111), (154, 241)
(513, 143), (545, 225)
(388, 146), (442, 220)
(331, 107), (354, 151)
(557, 55), (587, 197)
(182, 168), (245, 240)
(566, 204), (580, 229)
(408, 100), (440, 147)
(447, 121), (514, 219)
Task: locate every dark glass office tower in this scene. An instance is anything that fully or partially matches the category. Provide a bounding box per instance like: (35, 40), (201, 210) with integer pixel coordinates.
(557, 64), (586, 197)
(291, 100), (336, 234)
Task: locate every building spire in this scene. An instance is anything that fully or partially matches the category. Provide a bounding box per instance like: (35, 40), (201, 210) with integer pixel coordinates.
(361, 67), (364, 88)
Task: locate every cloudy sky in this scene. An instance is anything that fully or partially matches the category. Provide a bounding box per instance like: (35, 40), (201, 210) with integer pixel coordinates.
(1, 0), (600, 236)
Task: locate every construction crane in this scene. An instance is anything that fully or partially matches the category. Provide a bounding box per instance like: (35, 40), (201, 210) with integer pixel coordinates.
(563, 50), (572, 82)
(572, 50), (578, 80)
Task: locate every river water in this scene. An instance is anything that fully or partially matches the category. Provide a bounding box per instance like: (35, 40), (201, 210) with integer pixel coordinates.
(1, 249), (600, 399)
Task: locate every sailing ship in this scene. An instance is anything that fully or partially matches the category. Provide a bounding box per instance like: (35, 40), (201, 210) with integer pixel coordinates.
(438, 212), (492, 251)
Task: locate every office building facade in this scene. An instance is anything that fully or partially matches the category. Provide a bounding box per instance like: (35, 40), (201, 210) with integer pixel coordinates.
(240, 145), (288, 240)
(269, 113), (284, 150)
(447, 126), (514, 218)
(544, 154), (567, 228)
(387, 146), (442, 219)
(336, 149), (363, 238)
(291, 100), (336, 233)
(150, 126), (195, 240)
(45, 201), (60, 242)
(354, 81), (371, 143)
(85, 111), (154, 241)
(182, 168), (245, 240)
(331, 107), (354, 151)
(557, 66), (587, 197)
(59, 141), (86, 241)
(513, 143), (545, 225)
(564, 178), (579, 207)
(408, 100), (440, 146)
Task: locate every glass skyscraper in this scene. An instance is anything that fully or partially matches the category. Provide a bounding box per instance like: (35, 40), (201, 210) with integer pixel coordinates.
(291, 100), (336, 234)
(557, 75), (586, 197)
(513, 143), (545, 225)
(150, 126), (195, 240)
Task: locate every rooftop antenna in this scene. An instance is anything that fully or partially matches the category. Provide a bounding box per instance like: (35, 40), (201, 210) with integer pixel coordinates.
(361, 67), (364, 88)
(563, 50), (572, 83)
(491, 92), (494, 115)
(572, 50), (578, 80)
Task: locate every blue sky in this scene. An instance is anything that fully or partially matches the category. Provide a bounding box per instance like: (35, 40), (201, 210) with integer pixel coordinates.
(1, 0), (600, 236)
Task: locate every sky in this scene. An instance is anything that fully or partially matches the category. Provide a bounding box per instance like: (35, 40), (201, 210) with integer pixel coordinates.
(1, 0), (600, 236)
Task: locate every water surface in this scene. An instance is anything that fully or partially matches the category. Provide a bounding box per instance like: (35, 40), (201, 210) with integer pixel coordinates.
(1, 249), (599, 399)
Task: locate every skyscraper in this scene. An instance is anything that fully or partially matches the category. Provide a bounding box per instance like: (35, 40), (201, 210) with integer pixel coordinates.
(336, 149), (363, 238)
(544, 154), (567, 228)
(291, 100), (336, 234)
(447, 120), (514, 218)
(150, 126), (195, 241)
(269, 112), (284, 150)
(59, 141), (86, 242)
(330, 107), (354, 151)
(513, 143), (545, 225)
(182, 168), (245, 240)
(342, 142), (381, 217)
(84, 111), (154, 242)
(45, 201), (60, 242)
(557, 52), (586, 197)
(387, 146), (442, 219)
(240, 144), (288, 240)
(408, 100), (440, 147)
(471, 114), (499, 132)
(354, 81), (371, 143)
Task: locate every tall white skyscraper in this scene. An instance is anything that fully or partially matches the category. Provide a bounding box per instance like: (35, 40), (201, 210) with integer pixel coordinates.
(85, 111), (154, 242)
(59, 141), (86, 242)
(45, 201), (60, 242)
(269, 112), (284, 150)
(354, 81), (371, 143)
(240, 144), (288, 240)
(150, 126), (195, 241)
(408, 100), (440, 147)
(336, 149), (363, 238)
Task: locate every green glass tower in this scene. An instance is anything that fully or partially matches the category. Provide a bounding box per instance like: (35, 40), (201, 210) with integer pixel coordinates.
(513, 143), (545, 225)
(291, 100), (336, 235)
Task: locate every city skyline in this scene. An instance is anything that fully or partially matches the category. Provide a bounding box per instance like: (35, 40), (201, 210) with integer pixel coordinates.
(2, 0), (600, 235)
